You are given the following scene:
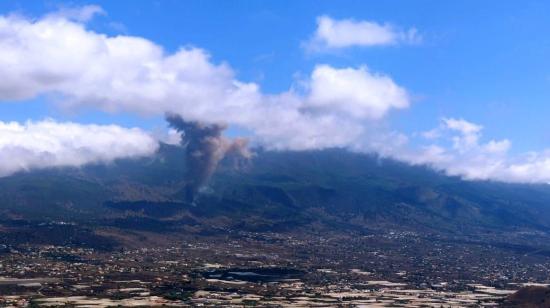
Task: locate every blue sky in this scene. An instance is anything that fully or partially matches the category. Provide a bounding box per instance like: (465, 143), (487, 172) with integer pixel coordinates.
(1, 1), (550, 182)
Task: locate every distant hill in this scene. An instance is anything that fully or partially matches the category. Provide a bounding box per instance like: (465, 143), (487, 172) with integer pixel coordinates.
(1, 144), (550, 246)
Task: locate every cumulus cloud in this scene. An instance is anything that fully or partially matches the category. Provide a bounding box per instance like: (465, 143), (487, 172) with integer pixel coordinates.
(306, 65), (409, 119)
(412, 118), (511, 179)
(0, 11), (410, 152)
(380, 118), (550, 183)
(305, 15), (421, 52)
(0, 120), (158, 177)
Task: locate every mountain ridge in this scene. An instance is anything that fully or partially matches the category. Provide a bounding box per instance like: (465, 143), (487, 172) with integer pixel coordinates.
(1, 144), (550, 249)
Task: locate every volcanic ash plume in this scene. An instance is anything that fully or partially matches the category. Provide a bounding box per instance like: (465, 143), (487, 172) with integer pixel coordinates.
(166, 114), (251, 202)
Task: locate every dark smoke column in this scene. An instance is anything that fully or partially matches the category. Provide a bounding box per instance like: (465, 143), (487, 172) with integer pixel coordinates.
(166, 114), (250, 203)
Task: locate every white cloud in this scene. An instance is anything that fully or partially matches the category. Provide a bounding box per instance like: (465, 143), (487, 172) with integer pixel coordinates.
(483, 139), (511, 154)
(442, 118), (483, 152)
(442, 118), (482, 135)
(420, 128), (441, 140)
(153, 128), (183, 146)
(47, 5), (106, 22)
(389, 118), (550, 183)
(306, 65), (409, 119)
(305, 15), (421, 51)
(0, 11), (410, 153)
(0, 120), (158, 176)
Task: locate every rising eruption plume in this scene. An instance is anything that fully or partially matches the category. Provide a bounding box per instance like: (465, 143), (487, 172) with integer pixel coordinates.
(166, 114), (251, 203)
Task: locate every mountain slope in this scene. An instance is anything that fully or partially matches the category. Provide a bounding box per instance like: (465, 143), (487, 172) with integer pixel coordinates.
(1, 145), (550, 238)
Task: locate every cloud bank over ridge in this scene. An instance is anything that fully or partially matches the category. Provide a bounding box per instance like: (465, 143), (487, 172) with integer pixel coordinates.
(0, 6), (549, 184)
(0, 120), (157, 176)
